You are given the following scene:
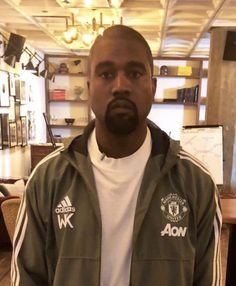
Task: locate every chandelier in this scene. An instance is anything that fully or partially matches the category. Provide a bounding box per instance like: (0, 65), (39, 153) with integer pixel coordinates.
(62, 12), (106, 46)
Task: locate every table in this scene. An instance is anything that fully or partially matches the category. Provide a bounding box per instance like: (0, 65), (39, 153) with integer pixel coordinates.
(220, 197), (236, 286)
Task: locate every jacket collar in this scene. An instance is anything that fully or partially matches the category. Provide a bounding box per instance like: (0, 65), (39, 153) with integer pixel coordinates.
(65, 119), (173, 158)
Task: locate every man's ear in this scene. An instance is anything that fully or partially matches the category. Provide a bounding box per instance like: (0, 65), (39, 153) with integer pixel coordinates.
(86, 81), (91, 105)
(152, 77), (157, 99)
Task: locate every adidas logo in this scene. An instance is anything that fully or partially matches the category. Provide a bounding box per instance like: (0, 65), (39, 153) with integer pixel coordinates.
(55, 196), (76, 229)
(55, 195), (76, 214)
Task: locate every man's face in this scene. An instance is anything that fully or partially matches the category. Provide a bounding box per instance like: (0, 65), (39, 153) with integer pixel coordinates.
(88, 38), (156, 135)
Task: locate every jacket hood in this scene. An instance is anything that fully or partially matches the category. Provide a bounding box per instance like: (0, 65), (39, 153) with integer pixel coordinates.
(62, 119), (181, 163)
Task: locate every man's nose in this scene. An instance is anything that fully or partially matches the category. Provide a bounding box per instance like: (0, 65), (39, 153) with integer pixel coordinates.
(111, 72), (131, 96)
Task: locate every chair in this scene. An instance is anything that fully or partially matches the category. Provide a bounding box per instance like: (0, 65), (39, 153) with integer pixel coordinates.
(1, 197), (21, 243)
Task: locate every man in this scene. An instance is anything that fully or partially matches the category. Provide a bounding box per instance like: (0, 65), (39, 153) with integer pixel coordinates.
(12, 25), (222, 285)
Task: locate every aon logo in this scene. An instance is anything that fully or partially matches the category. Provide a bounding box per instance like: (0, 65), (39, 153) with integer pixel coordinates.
(161, 223), (187, 237)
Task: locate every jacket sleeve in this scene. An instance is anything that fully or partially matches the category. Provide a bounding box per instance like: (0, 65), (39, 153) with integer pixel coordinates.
(193, 180), (222, 286)
(11, 181), (49, 286)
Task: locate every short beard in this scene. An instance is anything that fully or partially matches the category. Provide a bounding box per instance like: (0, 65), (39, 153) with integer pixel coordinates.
(105, 98), (139, 135)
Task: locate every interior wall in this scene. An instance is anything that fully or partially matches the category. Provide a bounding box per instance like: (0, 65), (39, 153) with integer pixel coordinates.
(0, 46), (46, 179)
(206, 28), (236, 191)
(0, 146), (30, 179)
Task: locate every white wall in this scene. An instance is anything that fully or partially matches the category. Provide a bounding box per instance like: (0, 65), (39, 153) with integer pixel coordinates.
(0, 146), (31, 179)
(148, 104), (197, 140)
(0, 46), (46, 179)
(20, 70), (46, 143)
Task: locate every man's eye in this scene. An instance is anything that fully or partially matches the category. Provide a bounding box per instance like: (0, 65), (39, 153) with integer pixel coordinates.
(129, 70), (143, 78)
(100, 72), (114, 79)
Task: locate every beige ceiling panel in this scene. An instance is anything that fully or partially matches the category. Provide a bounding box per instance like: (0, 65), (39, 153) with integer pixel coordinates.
(0, 0), (235, 57)
(213, 19), (236, 26)
(0, 16), (30, 24)
(122, 0), (164, 9)
(19, 0), (60, 7)
(170, 11), (209, 20)
(73, 7), (115, 17)
(168, 19), (207, 26)
(172, 0), (215, 10)
(121, 7), (163, 18)
(22, 8), (69, 17)
(167, 25), (202, 31)
(4, 23), (42, 31)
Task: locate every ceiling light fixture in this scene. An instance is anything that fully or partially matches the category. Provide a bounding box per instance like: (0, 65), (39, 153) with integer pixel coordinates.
(82, 23), (95, 46)
(74, 59), (81, 65)
(34, 59), (44, 76)
(62, 12), (108, 46)
(97, 13), (105, 36)
(0, 33), (56, 80)
(40, 68), (48, 79)
(70, 14), (78, 40)
(0, 33), (17, 67)
(0, 33), (28, 68)
(84, 0), (93, 7)
(63, 17), (74, 44)
(22, 47), (56, 80)
(48, 72), (56, 82)
(22, 51), (37, 72)
(108, 0), (124, 8)
(24, 58), (35, 71)
(60, 11), (124, 48)
(4, 55), (16, 67)
(62, 14), (79, 44)
(22, 48), (39, 73)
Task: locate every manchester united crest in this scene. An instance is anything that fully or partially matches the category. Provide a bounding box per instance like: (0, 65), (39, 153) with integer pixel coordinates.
(161, 193), (188, 222)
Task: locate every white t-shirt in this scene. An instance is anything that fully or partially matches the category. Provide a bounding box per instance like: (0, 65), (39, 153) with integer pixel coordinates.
(88, 128), (152, 286)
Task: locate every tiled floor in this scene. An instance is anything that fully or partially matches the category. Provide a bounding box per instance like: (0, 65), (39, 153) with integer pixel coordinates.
(0, 225), (230, 286)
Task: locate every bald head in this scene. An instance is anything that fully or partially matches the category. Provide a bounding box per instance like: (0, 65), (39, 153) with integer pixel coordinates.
(89, 25), (154, 74)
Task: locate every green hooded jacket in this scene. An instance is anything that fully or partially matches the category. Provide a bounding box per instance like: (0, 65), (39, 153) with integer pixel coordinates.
(12, 120), (222, 286)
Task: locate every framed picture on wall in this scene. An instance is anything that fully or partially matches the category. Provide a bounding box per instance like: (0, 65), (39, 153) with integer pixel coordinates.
(27, 110), (36, 142)
(0, 71), (10, 107)
(1, 114), (9, 147)
(9, 73), (16, 96)
(15, 78), (21, 102)
(16, 119), (22, 146)
(20, 80), (27, 104)
(21, 116), (27, 146)
(9, 122), (17, 147)
(9, 96), (16, 122)
(15, 101), (20, 120)
(0, 115), (3, 150)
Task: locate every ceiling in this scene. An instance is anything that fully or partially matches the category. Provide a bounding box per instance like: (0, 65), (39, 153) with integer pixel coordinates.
(0, 0), (236, 58)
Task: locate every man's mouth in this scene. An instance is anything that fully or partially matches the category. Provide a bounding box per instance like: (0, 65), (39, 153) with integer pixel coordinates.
(109, 99), (134, 111)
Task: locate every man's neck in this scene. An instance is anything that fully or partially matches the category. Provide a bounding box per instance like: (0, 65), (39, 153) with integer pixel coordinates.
(95, 122), (148, 159)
